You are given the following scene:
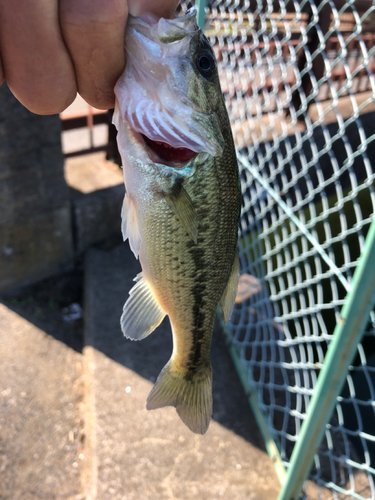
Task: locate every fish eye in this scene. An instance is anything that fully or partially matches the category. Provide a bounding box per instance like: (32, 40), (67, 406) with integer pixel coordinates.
(196, 51), (216, 79)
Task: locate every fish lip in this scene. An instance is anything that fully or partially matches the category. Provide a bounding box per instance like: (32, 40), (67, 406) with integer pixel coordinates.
(128, 7), (199, 41)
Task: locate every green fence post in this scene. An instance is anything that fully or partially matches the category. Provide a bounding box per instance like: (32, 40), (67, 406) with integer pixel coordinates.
(277, 217), (375, 500)
(196, 0), (206, 30)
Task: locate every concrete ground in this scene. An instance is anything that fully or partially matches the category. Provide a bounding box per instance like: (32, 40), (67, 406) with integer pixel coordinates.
(0, 303), (84, 500)
(0, 236), (281, 500)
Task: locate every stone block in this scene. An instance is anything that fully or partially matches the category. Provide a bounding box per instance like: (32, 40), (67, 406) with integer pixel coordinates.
(0, 203), (74, 292)
(0, 84), (74, 292)
(72, 184), (124, 254)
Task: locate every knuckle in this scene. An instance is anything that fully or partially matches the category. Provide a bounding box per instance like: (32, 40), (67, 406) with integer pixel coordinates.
(79, 87), (115, 110)
(61, 0), (127, 27)
(8, 81), (77, 115)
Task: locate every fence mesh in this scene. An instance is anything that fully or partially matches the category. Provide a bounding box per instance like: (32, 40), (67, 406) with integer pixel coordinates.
(179, 0), (375, 498)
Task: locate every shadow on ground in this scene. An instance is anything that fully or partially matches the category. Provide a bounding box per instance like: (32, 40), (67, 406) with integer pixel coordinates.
(0, 267), (85, 353)
(0, 241), (266, 452)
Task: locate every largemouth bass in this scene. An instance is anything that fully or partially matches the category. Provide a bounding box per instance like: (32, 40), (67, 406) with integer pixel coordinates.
(113, 8), (241, 434)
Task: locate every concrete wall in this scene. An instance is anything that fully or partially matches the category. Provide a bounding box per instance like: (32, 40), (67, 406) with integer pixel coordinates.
(0, 84), (74, 292)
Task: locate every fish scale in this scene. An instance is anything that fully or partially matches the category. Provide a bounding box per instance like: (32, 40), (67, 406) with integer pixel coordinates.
(113, 7), (240, 434)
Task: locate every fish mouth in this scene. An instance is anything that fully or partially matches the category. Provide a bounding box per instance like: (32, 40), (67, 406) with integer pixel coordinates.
(142, 134), (198, 166)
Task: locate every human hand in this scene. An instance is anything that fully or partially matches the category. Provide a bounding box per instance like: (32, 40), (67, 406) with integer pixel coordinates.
(0, 0), (180, 115)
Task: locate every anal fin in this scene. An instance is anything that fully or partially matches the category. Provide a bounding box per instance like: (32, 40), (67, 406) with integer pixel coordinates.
(121, 273), (165, 340)
(219, 249), (239, 324)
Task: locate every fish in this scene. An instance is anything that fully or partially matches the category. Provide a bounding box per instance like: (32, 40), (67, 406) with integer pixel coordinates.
(113, 7), (241, 434)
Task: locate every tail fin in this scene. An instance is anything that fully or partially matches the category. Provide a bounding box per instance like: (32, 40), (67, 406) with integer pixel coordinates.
(146, 361), (212, 435)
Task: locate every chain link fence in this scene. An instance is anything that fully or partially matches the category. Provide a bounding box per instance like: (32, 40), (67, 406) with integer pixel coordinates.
(179, 0), (375, 498)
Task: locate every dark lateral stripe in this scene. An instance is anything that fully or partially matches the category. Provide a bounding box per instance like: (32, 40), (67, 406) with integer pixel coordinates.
(187, 242), (209, 368)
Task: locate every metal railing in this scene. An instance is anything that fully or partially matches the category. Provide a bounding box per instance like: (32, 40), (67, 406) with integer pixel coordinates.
(59, 106), (121, 165)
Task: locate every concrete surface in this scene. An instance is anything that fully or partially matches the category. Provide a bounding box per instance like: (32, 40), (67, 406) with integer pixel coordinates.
(72, 185), (124, 255)
(83, 243), (281, 500)
(0, 240), (282, 500)
(0, 303), (84, 500)
(65, 153), (123, 195)
(64, 153), (124, 255)
(0, 83), (74, 292)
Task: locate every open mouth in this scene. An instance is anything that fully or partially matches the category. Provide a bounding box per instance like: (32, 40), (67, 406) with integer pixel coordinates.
(142, 135), (197, 164)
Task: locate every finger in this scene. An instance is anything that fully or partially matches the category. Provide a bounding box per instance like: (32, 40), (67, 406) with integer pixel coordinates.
(60, 0), (128, 110)
(0, 0), (77, 114)
(0, 56), (4, 86)
(128, 0), (181, 19)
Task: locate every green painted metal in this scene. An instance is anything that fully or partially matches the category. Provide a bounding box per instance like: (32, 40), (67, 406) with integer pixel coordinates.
(220, 321), (286, 486)
(196, 0), (206, 30)
(277, 217), (375, 500)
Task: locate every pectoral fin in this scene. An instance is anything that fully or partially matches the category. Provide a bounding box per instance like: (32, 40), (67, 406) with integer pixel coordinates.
(165, 183), (198, 244)
(121, 273), (165, 340)
(122, 193), (141, 259)
(219, 250), (240, 324)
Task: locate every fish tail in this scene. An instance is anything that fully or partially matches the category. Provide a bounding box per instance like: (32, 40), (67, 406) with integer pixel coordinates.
(146, 360), (213, 435)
